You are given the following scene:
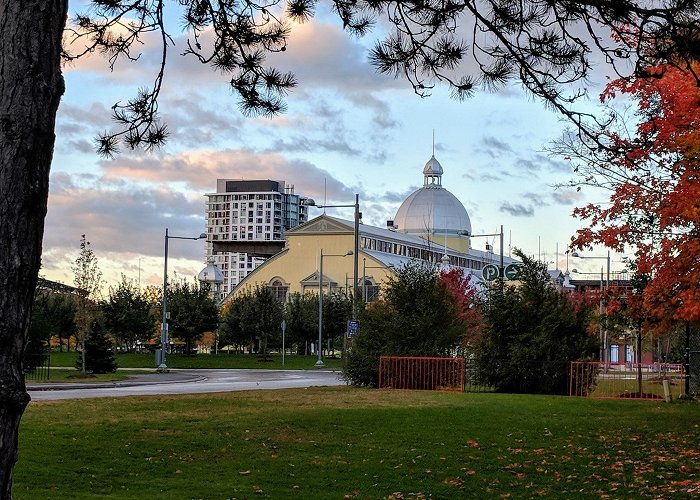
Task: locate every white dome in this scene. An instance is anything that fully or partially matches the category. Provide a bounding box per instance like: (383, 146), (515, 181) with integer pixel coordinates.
(197, 257), (224, 284)
(394, 155), (471, 236)
(394, 187), (472, 235)
(423, 155), (443, 176)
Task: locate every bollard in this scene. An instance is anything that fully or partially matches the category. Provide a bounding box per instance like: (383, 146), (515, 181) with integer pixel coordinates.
(662, 379), (672, 403)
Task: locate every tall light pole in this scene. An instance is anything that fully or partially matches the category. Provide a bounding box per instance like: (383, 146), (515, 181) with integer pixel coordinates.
(461, 225), (505, 278)
(572, 267), (605, 362)
(317, 248), (352, 368)
(302, 194), (360, 362)
(362, 257), (394, 303)
(158, 228), (207, 372)
(572, 250), (612, 363)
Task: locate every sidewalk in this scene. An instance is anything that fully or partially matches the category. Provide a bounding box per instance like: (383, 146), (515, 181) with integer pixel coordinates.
(27, 370), (206, 391)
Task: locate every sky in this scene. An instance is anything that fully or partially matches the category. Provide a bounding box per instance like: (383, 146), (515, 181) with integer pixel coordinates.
(43, 2), (628, 290)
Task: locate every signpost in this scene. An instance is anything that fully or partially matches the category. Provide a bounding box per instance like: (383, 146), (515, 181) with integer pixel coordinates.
(347, 320), (360, 339)
(482, 264), (499, 281)
(483, 263), (522, 281)
(281, 319), (286, 369)
(504, 263), (522, 280)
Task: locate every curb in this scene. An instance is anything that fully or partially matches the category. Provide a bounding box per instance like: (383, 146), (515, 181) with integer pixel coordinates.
(27, 374), (207, 391)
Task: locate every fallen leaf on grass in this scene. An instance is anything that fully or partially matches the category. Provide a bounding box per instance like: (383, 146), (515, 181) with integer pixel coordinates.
(467, 440), (479, 448)
(239, 470), (252, 475)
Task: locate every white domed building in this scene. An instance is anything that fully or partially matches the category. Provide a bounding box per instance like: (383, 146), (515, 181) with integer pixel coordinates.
(224, 154), (514, 304)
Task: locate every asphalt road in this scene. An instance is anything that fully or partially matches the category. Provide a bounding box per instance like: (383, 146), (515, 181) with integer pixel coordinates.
(29, 369), (346, 401)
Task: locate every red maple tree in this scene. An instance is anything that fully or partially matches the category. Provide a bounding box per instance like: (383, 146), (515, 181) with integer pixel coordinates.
(439, 268), (483, 348)
(568, 62), (700, 326)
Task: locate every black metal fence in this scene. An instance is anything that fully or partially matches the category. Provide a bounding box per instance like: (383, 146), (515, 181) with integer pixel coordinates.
(463, 357), (573, 395)
(690, 331), (699, 395)
(25, 356), (51, 381)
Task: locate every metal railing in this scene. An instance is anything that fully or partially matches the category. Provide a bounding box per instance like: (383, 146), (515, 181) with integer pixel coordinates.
(379, 356), (464, 392)
(570, 362), (685, 400)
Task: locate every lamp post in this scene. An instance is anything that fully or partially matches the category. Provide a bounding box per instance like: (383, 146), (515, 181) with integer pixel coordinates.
(572, 250), (610, 285)
(460, 225), (505, 278)
(572, 267), (605, 362)
(362, 257), (394, 303)
(303, 194), (360, 362)
(572, 250), (611, 363)
(158, 228), (207, 372)
(317, 248), (353, 368)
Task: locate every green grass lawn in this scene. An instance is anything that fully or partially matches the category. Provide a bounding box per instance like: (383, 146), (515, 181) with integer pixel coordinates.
(15, 388), (700, 499)
(48, 351), (343, 370)
(27, 369), (155, 384)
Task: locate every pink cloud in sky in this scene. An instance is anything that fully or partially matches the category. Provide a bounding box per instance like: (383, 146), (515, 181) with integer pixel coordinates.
(98, 148), (355, 200)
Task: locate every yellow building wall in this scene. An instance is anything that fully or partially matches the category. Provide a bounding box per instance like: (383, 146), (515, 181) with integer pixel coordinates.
(231, 232), (354, 297)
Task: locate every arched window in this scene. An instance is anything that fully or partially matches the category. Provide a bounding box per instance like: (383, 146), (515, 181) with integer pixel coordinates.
(268, 277), (289, 302)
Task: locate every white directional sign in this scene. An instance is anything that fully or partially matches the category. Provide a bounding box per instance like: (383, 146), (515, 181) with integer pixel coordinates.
(504, 263), (523, 280)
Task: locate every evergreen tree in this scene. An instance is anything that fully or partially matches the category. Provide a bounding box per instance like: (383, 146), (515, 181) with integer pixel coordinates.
(77, 317), (117, 374)
(344, 262), (465, 387)
(103, 275), (156, 352)
(476, 251), (598, 395)
(24, 292), (52, 373)
(168, 281), (219, 355)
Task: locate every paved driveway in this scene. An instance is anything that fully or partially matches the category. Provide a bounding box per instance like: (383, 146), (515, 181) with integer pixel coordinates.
(29, 369), (346, 401)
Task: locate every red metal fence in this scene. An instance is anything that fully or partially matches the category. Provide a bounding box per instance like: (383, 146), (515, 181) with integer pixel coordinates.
(570, 362), (685, 400)
(378, 356), (464, 392)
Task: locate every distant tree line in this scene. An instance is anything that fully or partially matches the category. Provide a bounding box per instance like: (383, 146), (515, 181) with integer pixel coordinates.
(219, 286), (352, 360)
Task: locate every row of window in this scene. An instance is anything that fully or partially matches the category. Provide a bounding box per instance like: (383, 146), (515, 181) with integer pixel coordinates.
(210, 193), (284, 202)
(360, 236), (487, 271)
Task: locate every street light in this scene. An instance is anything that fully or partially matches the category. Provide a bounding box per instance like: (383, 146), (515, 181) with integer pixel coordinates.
(158, 228), (207, 372)
(302, 194), (360, 362)
(362, 257), (394, 303)
(571, 267), (606, 363)
(460, 225), (505, 278)
(572, 250), (610, 285)
(317, 248), (353, 368)
(572, 250), (612, 364)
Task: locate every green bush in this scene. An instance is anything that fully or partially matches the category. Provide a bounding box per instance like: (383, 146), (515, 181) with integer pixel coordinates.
(475, 251), (598, 395)
(344, 263), (465, 387)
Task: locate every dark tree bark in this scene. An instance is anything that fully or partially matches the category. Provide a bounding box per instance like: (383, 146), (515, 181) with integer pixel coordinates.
(0, 1), (67, 496)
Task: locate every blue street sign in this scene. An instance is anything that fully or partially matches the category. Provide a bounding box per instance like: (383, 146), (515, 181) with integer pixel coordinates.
(347, 320), (360, 338)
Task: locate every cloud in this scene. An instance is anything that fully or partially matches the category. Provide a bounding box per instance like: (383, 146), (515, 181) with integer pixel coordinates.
(523, 192), (549, 206)
(499, 202), (535, 217)
(97, 148), (356, 201)
(478, 136), (516, 158)
(551, 189), (584, 205)
(45, 173), (204, 257)
(159, 92), (244, 147)
(478, 172), (503, 183)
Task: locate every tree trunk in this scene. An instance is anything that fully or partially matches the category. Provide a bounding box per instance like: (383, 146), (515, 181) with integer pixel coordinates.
(0, 1), (67, 496)
(636, 330), (643, 395)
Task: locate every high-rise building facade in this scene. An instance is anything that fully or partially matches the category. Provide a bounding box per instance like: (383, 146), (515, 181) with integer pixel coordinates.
(205, 179), (308, 299)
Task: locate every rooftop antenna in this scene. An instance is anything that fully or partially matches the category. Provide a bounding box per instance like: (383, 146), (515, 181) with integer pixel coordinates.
(323, 178), (327, 214)
(509, 230), (512, 257)
(432, 129), (435, 156)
